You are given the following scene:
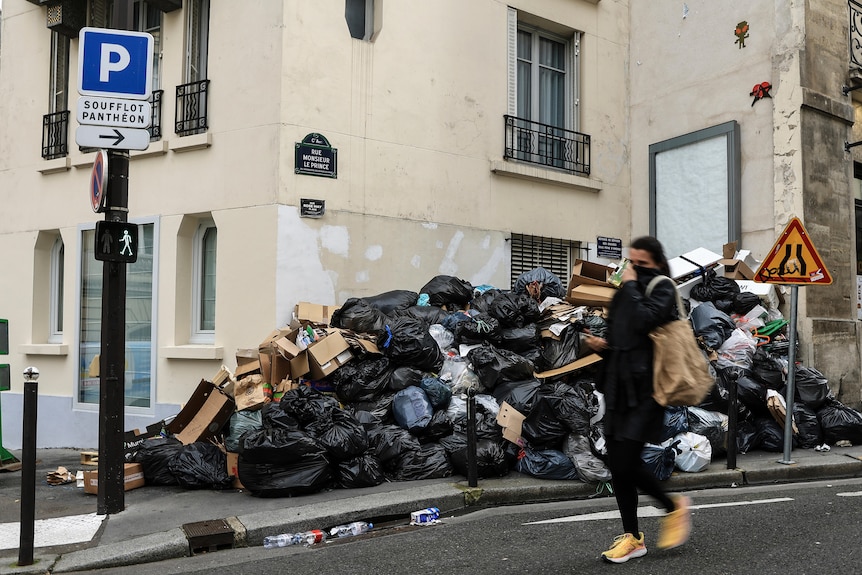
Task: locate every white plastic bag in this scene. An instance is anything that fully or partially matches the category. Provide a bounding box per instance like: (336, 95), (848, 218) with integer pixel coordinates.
(672, 431), (712, 473)
(715, 328), (757, 370)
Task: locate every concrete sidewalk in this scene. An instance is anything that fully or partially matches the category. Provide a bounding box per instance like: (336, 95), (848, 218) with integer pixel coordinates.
(1, 445), (861, 574)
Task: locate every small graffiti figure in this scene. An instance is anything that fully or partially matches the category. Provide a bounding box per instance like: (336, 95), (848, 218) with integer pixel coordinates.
(735, 21), (749, 48)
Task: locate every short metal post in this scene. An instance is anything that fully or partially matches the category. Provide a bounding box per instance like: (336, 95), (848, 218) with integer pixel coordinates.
(18, 366), (39, 567)
(466, 388), (478, 488)
(725, 368), (738, 470)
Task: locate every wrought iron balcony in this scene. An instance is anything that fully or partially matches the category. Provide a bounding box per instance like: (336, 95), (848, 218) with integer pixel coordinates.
(503, 115), (590, 176)
(42, 110), (69, 159)
(149, 89), (164, 141)
(175, 79), (210, 136)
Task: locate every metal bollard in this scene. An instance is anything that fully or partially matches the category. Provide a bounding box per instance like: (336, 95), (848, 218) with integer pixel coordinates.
(18, 366), (39, 567)
(725, 368), (738, 470)
(466, 388), (478, 488)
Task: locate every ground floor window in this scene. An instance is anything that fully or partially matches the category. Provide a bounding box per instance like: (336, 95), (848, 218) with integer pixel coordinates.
(510, 233), (579, 291)
(78, 222), (156, 409)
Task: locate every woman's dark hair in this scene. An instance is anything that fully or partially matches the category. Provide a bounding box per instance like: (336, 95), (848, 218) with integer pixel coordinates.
(630, 236), (670, 275)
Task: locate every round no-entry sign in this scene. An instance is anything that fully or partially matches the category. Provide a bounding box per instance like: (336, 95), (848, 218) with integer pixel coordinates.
(90, 149), (108, 213)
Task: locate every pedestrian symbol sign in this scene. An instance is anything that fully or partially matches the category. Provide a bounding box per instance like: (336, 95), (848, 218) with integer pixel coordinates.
(95, 221), (138, 264)
(754, 217), (832, 284)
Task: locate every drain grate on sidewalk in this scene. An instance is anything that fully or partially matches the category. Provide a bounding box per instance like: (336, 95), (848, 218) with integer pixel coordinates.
(182, 519), (235, 555)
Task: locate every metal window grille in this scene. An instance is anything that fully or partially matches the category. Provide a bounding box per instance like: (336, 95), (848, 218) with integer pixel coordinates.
(510, 233), (579, 291)
(149, 89), (163, 140)
(175, 79), (210, 136)
(851, 0), (862, 69)
(504, 115), (590, 176)
(42, 111), (70, 159)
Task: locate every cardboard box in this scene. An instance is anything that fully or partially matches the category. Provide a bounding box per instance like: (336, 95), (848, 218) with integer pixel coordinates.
(234, 374), (267, 411)
(718, 242), (756, 280)
(667, 247), (723, 282)
(569, 259), (613, 288)
(226, 451), (244, 489)
(234, 359), (261, 379)
(166, 380), (235, 445)
(307, 330), (354, 380)
(294, 302), (336, 326)
(496, 402), (526, 446)
(83, 463), (145, 494)
(123, 421), (167, 458)
(235, 348), (259, 366)
(566, 284), (616, 307)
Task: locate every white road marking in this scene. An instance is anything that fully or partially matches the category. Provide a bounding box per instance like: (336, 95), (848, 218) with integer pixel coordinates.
(836, 491), (862, 497)
(524, 497), (794, 525)
(0, 513), (105, 550)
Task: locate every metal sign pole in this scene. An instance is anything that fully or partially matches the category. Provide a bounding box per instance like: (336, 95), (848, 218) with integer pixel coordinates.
(778, 286), (799, 465)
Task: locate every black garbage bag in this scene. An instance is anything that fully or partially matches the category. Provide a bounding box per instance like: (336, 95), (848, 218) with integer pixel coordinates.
(416, 410), (454, 443)
(316, 410), (369, 461)
(690, 302), (736, 350)
(454, 313), (501, 345)
(238, 452), (332, 497)
(367, 424), (421, 464)
(280, 385), (340, 425)
(225, 410), (263, 453)
(330, 356), (391, 403)
(751, 349), (786, 389)
(349, 409), (383, 430)
(334, 453), (386, 489)
(238, 426), (323, 464)
(363, 290), (419, 314)
(515, 447), (580, 480)
(469, 289), (503, 314)
(499, 324), (540, 353)
(733, 292), (761, 315)
(388, 366), (424, 392)
(131, 437), (183, 486)
(575, 314), (608, 340)
(793, 402), (823, 449)
(753, 417), (787, 452)
(330, 298), (388, 335)
(660, 406), (690, 443)
(564, 434), (611, 483)
(419, 375), (452, 410)
(398, 305), (449, 326)
(392, 443), (453, 480)
(689, 269), (740, 314)
(492, 378), (542, 414)
(513, 267), (566, 301)
(641, 442), (678, 481)
(817, 399), (862, 445)
(379, 316), (444, 372)
(736, 420), (759, 454)
(794, 365), (832, 410)
(542, 382), (593, 435)
(419, 275), (474, 307)
(260, 402), (301, 431)
(169, 442), (232, 490)
(392, 386), (434, 432)
(489, 292), (541, 328)
(686, 407), (728, 456)
(521, 396), (569, 449)
(350, 393), (396, 423)
(697, 364), (729, 413)
(539, 324), (581, 372)
(443, 434), (510, 478)
(467, 343), (535, 391)
(735, 371), (770, 416)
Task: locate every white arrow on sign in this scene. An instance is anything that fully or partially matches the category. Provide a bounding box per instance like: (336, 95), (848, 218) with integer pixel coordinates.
(77, 96), (152, 129)
(75, 125), (151, 151)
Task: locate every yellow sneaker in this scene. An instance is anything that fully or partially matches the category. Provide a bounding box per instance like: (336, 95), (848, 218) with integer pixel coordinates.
(657, 495), (692, 550)
(601, 532), (647, 563)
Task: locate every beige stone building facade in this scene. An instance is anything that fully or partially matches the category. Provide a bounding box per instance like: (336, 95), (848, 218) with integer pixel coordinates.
(2, 0), (862, 450)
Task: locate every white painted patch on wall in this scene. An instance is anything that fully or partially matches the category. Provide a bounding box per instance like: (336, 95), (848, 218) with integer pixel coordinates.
(276, 206), (336, 323)
(471, 243), (507, 287)
(365, 245), (383, 261)
(438, 231), (464, 275)
(356, 270), (370, 283)
(411, 255), (421, 268)
(320, 225), (350, 257)
(481, 235), (491, 249)
(422, 222), (439, 230)
(435, 240), (444, 249)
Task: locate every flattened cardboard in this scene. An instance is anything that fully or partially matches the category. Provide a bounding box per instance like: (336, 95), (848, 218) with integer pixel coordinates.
(566, 284), (616, 307)
(569, 259), (613, 288)
(534, 352), (603, 380)
(234, 359), (261, 379)
(83, 463), (145, 494)
(496, 401), (526, 446)
(166, 380), (235, 445)
(226, 452), (243, 489)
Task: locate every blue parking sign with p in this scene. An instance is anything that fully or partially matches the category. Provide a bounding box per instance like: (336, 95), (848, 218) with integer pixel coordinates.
(78, 28), (154, 100)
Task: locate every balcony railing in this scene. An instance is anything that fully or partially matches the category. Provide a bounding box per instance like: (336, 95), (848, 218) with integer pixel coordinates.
(149, 89), (164, 141)
(503, 115), (590, 176)
(851, 0), (862, 69)
(175, 79), (210, 136)
(42, 110), (69, 160)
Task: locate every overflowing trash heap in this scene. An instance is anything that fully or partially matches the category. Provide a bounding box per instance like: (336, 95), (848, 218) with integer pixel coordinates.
(126, 247), (862, 496)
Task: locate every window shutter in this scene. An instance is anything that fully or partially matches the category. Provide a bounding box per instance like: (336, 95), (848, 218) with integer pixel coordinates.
(88, 0), (108, 28)
(507, 7), (518, 117)
(510, 233), (578, 291)
(570, 32), (580, 132)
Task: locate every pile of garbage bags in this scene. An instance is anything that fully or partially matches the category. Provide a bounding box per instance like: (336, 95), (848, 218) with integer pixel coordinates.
(129, 267), (862, 494)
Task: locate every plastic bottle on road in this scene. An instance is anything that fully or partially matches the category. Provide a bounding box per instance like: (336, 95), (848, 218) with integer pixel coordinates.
(262, 533), (302, 548)
(410, 507), (440, 525)
(301, 529), (327, 546)
(330, 521), (373, 538)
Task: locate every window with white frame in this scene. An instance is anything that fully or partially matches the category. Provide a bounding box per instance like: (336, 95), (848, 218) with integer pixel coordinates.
(190, 221), (217, 343)
(185, 0), (210, 83)
(133, 1), (162, 90)
(48, 238), (65, 344)
(49, 31), (70, 113)
(78, 221), (157, 410)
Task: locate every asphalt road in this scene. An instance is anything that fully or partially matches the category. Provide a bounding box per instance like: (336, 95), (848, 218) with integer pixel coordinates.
(70, 477), (862, 575)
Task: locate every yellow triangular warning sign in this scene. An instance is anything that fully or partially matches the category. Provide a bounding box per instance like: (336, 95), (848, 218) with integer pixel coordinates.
(754, 217), (832, 285)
